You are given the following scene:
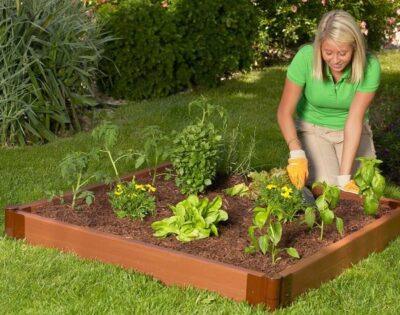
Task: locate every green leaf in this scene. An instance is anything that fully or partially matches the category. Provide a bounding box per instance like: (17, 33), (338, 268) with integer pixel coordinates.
(208, 196), (222, 213)
(315, 196), (328, 211)
(254, 210), (269, 229)
(336, 217), (344, 236)
(245, 246), (256, 254)
(361, 162), (375, 184)
(371, 173), (385, 199)
(304, 207), (315, 228)
(320, 209), (335, 225)
(223, 183), (249, 197)
(286, 247), (300, 259)
(218, 210), (229, 222)
(135, 155), (145, 169)
(268, 221), (282, 246)
(258, 235), (269, 255)
(364, 193), (379, 216)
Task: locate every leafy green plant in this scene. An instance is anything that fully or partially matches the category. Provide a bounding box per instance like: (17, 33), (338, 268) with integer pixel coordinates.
(223, 183), (250, 197)
(170, 100), (224, 194)
(0, 0), (109, 145)
(135, 126), (170, 185)
(109, 177), (156, 220)
(354, 157), (386, 216)
(247, 168), (305, 222)
(245, 205), (299, 264)
(92, 122), (135, 182)
(151, 195), (228, 242)
(306, 182), (343, 240)
(59, 151), (100, 209)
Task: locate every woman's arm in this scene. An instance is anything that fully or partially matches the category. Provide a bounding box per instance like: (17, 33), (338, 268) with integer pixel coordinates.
(340, 91), (376, 175)
(277, 79), (304, 150)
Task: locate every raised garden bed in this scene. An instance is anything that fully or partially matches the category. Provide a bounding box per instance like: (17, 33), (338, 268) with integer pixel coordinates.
(4, 164), (400, 310)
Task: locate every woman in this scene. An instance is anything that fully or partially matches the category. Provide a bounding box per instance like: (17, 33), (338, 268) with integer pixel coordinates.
(277, 10), (380, 193)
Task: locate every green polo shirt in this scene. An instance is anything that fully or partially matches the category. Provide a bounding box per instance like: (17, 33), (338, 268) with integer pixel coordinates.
(287, 44), (381, 130)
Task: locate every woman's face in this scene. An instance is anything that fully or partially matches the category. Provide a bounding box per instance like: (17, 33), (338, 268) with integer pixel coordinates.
(321, 39), (354, 74)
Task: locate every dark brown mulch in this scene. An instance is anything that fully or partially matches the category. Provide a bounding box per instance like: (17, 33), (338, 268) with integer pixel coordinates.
(34, 173), (392, 277)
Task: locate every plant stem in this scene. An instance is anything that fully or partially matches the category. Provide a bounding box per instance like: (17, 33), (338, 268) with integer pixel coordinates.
(71, 173), (82, 209)
(320, 221), (324, 240)
(107, 149), (119, 181)
(152, 156), (158, 185)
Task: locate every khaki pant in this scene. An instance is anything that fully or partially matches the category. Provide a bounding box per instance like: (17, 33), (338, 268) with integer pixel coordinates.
(296, 120), (376, 186)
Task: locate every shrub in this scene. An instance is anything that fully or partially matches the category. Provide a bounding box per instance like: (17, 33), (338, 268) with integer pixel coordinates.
(97, 0), (259, 100)
(0, 0), (107, 146)
(171, 0), (259, 87)
(97, 0), (181, 100)
(253, 0), (400, 65)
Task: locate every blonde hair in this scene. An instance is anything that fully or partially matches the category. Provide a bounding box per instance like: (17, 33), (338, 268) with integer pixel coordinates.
(313, 10), (366, 83)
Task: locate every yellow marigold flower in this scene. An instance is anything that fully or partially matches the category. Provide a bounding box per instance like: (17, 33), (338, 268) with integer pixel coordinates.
(114, 190), (122, 196)
(135, 184), (146, 191)
(266, 184), (277, 190)
(116, 184), (123, 190)
(281, 191), (292, 199)
(146, 184), (156, 192)
(281, 186), (293, 194)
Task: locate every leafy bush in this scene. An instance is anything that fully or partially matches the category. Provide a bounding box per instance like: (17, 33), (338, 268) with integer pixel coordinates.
(170, 100), (224, 194)
(0, 0), (107, 145)
(97, 0), (258, 100)
(109, 178), (156, 220)
(151, 195), (228, 242)
(97, 0), (180, 100)
(253, 0), (400, 65)
(171, 0), (259, 87)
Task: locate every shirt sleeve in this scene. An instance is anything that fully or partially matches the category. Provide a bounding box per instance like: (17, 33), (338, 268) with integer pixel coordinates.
(286, 47), (308, 87)
(357, 56), (381, 92)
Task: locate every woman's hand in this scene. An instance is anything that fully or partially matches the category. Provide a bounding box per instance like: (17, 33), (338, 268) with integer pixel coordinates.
(287, 150), (309, 189)
(337, 175), (359, 194)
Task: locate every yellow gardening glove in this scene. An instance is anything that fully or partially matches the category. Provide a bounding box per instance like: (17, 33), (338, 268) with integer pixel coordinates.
(337, 175), (359, 194)
(286, 151), (309, 189)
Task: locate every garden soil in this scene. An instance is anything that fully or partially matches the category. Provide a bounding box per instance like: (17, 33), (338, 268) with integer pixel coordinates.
(35, 173), (392, 277)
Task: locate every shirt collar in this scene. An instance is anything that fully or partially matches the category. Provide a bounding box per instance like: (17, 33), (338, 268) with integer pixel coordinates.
(325, 64), (351, 82)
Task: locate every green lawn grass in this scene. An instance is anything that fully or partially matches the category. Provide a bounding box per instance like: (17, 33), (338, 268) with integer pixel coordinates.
(1, 51), (400, 314)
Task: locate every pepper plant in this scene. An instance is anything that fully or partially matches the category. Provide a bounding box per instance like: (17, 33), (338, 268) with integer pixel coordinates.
(151, 195), (228, 242)
(245, 205), (300, 264)
(306, 182), (344, 240)
(59, 151), (101, 209)
(354, 157), (386, 216)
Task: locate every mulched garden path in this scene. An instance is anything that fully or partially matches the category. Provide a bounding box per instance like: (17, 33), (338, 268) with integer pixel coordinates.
(34, 173), (392, 277)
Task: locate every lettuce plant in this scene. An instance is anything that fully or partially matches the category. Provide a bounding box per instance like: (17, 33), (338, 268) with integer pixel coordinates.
(354, 157), (386, 216)
(151, 195), (228, 242)
(306, 182), (343, 240)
